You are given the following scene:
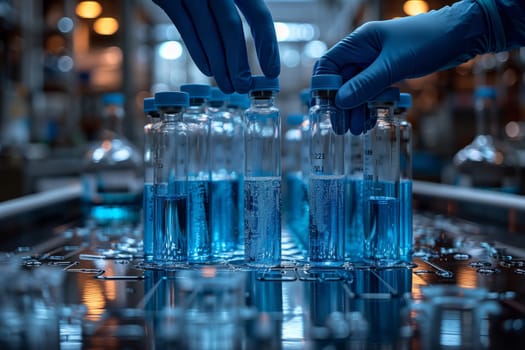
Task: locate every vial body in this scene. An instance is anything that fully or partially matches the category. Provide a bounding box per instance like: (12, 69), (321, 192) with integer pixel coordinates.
(143, 102), (161, 262)
(153, 104), (189, 266)
(209, 93), (244, 261)
(344, 132), (365, 263)
(183, 96), (212, 263)
(363, 96), (401, 266)
(244, 86), (281, 267)
(397, 96), (413, 263)
(308, 78), (345, 266)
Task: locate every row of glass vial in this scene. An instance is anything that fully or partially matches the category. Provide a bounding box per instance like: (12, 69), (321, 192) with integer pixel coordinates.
(142, 77), (281, 267)
(285, 75), (413, 267)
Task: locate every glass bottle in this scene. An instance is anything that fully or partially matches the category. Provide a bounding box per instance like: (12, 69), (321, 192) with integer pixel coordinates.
(453, 86), (520, 193)
(143, 97), (161, 262)
(308, 74), (345, 266)
(363, 87), (401, 266)
(344, 130), (364, 264)
(180, 83), (212, 263)
(153, 91), (189, 266)
(82, 92), (143, 227)
(244, 76), (281, 267)
(225, 92), (250, 257)
(208, 87), (244, 261)
(395, 93), (413, 263)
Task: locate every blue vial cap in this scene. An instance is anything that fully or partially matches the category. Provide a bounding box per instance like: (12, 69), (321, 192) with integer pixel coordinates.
(250, 76), (280, 92)
(209, 87), (228, 103)
(310, 74), (343, 91)
(143, 97), (156, 112)
(102, 92), (124, 105)
(286, 114), (304, 126)
(398, 93), (412, 109)
(474, 86), (497, 99)
(228, 92), (250, 109)
(180, 84), (212, 99)
(154, 91), (189, 108)
(368, 87), (400, 102)
(300, 89), (311, 106)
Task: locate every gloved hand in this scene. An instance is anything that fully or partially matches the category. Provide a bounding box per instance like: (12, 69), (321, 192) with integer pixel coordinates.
(153, 0), (280, 94)
(315, 0), (525, 135)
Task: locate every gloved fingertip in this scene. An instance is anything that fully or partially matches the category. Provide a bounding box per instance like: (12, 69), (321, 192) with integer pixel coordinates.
(330, 110), (349, 135)
(348, 105), (366, 135)
(233, 74), (252, 94)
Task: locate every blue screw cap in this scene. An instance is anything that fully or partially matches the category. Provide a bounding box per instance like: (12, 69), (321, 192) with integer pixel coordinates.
(209, 87), (228, 103)
(102, 92), (124, 105)
(143, 97), (156, 112)
(369, 87), (400, 103)
(154, 91), (189, 108)
(474, 86), (497, 99)
(228, 93), (250, 109)
(180, 84), (212, 99)
(250, 76), (280, 92)
(310, 74), (343, 91)
(286, 114), (304, 126)
(398, 93), (412, 109)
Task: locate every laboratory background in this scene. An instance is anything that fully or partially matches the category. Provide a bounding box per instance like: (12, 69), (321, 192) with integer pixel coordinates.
(0, 0), (524, 349)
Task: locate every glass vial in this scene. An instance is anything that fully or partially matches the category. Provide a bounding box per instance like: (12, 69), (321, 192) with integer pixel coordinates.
(363, 87), (401, 266)
(395, 93), (413, 263)
(344, 131), (365, 263)
(244, 76), (281, 267)
(453, 86), (520, 193)
(180, 84), (212, 263)
(82, 93), (143, 227)
(308, 74), (345, 266)
(208, 87), (244, 261)
(153, 91), (189, 266)
(143, 97), (161, 262)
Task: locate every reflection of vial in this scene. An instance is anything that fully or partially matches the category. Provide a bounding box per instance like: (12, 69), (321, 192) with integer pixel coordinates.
(153, 91), (189, 266)
(363, 87), (400, 266)
(143, 97), (161, 262)
(395, 93), (413, 263)
(180, 84), (212, 264)
(308, 74), (345, 266)
(208, 87), (244, 261)
(344, 131), (364, 263)
(244, 76), (281, 267)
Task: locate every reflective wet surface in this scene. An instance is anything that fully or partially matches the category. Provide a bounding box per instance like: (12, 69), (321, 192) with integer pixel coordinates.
(1, 210), (525, 349)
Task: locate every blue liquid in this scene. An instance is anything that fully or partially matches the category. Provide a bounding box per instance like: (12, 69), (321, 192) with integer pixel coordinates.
(308, 175), (345, 265)
(399, 180), (413, 262)
(153, 193), (188, 264)
(210, 178), (242, 260)
(364, 196), (400, 266)
(244, 176), (281, 267)
(143, 183), (154, 261)
(285, 173), (309, 248)
(344, 178), (364, 262)
(187, 180), (211, 263)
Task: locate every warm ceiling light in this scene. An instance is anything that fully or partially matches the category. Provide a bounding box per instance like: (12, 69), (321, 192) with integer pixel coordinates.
(94, 17), (119, 35)
(76, 1), (102, 19)
(403, 0), (429, 16)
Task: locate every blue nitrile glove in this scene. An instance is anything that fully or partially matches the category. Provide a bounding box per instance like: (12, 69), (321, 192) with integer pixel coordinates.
(315, 0), (525, 135)
(152, 0), (280, 94)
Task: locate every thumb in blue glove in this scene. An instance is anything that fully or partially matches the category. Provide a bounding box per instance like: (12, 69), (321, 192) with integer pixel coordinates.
(153, 0), (280, 93)
(315, 0), (525, 134)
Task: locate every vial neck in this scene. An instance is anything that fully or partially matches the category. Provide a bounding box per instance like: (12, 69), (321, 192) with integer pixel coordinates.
(250, 91), (276, 107)
(188, 98), (207, 112)
(313, 90), (337, 107)
(160, 107), (184, 122)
